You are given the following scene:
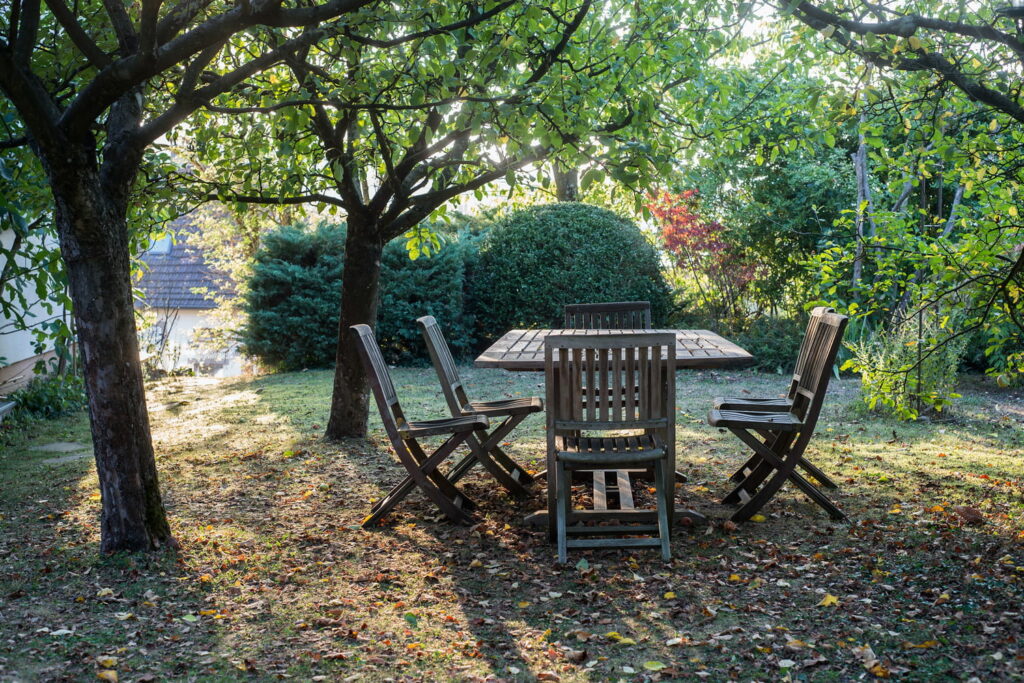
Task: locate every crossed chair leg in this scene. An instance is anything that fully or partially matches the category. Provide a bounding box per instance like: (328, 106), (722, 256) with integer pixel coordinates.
(446, 413), (538, 497)
(362, 431), (478, 528)
(728, 430), (839, 489)
(722, 428), (845, 523)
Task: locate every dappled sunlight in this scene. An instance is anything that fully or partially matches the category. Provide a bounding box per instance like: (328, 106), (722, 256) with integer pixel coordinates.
(1, 368), (1022, 679)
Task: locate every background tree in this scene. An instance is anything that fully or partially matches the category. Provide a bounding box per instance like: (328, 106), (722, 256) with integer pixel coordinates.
(0, 0), (372, 551)
(769, 1), (1024, 375)
(187, 0), (745, 437)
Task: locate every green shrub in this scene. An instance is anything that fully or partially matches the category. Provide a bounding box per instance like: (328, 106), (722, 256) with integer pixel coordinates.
(242, 222), (479, 370)
(241, 223), (345, 371)
(376, 234), (477, 365)
(843, 309), (968, 420)
(11, 372), (87, 421)
(471, 203), (672, 341)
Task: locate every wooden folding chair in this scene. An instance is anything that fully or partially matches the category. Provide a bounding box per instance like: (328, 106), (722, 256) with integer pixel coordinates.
(546, 333), (676, 563)
(417, 316), (540, 497)
(564, 301), (652, 329)
(714, 307), (840, 489)
(707, 311), (849, 522)
(351, 324), (486, 527)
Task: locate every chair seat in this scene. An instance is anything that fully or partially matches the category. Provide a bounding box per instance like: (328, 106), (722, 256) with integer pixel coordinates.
(557, 434), (665, 466)
(707, 409), (803, 432)
(713, 396), (792, 412)
(399, 414), (489, 438)
(464, 396), (543, 417)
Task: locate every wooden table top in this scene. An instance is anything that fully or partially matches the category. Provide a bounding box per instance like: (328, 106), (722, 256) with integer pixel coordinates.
(474, 328), (754, 370)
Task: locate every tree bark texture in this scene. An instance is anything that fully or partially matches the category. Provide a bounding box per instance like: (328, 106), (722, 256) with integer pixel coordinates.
(48, 154), (173, 552)
(325, 217), (384, 439)
(554, 165), (579, 202)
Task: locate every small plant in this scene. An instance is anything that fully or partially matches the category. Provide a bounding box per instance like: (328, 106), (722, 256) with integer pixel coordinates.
(843, 308), (968, 420)
(10, 372), (87, 421)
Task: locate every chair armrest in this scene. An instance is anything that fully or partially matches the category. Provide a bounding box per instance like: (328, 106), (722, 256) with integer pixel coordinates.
(399, 414), (489, 438)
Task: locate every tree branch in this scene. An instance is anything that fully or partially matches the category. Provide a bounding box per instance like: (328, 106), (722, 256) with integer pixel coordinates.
(342, 0), (516, 48)
(41, 0), (111, 67)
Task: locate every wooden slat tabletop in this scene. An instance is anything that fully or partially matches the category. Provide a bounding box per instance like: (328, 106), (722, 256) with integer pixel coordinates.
(474, 329), (754, 370)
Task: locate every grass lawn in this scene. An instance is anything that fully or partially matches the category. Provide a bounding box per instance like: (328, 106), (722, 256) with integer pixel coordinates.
(1, 367), (1022, 681)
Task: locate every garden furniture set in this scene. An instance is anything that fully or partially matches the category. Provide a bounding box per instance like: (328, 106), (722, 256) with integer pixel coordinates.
(353, 302), (848, 562)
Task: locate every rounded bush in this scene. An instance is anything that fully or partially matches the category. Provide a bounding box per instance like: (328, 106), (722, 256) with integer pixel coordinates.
(471, 203), (672, 340)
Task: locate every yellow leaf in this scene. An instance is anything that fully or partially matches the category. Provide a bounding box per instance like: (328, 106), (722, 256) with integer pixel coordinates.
(605, 631), (622, 641)
(469, 559), (483, 568)
(517, 601), (530, 608)
(95, 656), (118, 668)
(113, 612), (134, 621)
(97, 672), (118, 683)
(618, 637), (637, 646)
(728, 574), (743, 582)
(869, 662), (891, 678)
(818, 593), (840, 607)
(908, 36), (922, 51)
(664, 591), (677, 599)
(903, 640), (939, 649)
(750, 514), (767, 522)
(1010, 206), (1019, 217)
(95, 588), (114, 599)
(990, 118), (999, 132)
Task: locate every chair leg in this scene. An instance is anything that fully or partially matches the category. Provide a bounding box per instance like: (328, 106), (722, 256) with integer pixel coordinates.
(556, 461), (569, 564)
(731, 461), (794, 522)
(466, 431), (533, 498)
(406, 439), (477, 511)
(654, 460), (671, 561)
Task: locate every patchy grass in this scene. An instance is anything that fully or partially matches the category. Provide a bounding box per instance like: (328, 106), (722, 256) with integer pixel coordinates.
(1, 368), (1022, 681)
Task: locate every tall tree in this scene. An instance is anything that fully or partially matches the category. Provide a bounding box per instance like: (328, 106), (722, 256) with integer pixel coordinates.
(767, 1), (1024, 373)
(0, 0), (372, 551)
(188, 0), (739, 437)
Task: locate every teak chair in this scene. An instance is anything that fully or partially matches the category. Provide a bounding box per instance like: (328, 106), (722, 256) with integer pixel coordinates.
(351, 324), (486, 527)
(546, 333), (676, 562)
(706, 310), (849, 522)
(564, 301), (652, 329)
(417, 315), (540, 497)
(714, 307), (839, 489)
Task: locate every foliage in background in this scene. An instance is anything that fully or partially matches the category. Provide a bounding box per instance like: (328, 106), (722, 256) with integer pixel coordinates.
(471, 203), (672, 340)
(843, 306), (969, 420)
(9, 371), (86, 422)
(242, 222), (481, 370)
(648, 190), (756, 321)
(241, 224), (346, 372)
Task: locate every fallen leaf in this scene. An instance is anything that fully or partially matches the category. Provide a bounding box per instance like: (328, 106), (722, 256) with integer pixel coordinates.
(664, 591), (677, 599)
(97, 671), (118, 682)
(643, 661), (667, 671)
(96, 656), (118, 668)
(750, 514), (767, 522)
(817, 594), (840, 607)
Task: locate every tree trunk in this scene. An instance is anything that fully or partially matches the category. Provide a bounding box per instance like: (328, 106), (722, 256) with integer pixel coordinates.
(50, 166), (173, 553)
(325, 217), (383, 439)
(554, 165), (579, 202)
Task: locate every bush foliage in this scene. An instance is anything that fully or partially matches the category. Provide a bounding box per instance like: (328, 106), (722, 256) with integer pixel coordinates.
(241, 222), (479, 370)
(471, 203), (672, 340)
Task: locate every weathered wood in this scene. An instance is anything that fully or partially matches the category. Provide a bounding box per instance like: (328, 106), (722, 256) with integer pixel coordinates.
(418, 316), (540, 497)
(351, 324), (486, 527)
(476, 328), (753, 369)
(546, 332), (675, 562)
(564, 301), (652, 329)
(707, 311), (849, 522)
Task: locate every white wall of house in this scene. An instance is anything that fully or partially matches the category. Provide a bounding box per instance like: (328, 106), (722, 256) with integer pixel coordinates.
(141, 307), (242, 377)
(0, 228), (64, 367)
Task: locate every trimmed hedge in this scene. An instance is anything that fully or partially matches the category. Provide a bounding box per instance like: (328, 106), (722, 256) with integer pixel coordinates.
(470, 203), (672, 341)
(241, 222), (477, 370)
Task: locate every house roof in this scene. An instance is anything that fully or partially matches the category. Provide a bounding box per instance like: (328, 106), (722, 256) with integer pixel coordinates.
(135, 216), (231, 310)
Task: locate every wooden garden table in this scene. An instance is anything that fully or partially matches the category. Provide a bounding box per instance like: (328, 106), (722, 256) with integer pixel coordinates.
(474, 329), (754, 529)
(475, 328), (753, 370)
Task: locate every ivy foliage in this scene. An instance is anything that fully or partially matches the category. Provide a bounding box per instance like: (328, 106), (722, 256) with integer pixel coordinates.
(471, 203), (672, 341)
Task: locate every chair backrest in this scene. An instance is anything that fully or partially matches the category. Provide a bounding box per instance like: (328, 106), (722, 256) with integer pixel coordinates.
(545, 332), (675, 432)
(417, 315), (471, 415)
(788, 306), (835, 399)
(789, 311), (848, 428)
(350, 324), (407, 442)
(563, 301), (652, 329)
